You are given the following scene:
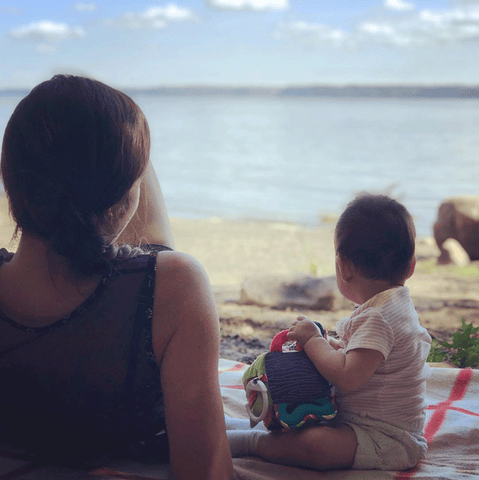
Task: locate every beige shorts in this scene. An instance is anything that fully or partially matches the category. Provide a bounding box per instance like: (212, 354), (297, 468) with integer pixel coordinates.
(340, 412), (428, 471)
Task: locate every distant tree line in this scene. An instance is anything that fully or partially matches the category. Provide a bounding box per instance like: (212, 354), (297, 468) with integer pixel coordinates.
(2, 85), (479, 99)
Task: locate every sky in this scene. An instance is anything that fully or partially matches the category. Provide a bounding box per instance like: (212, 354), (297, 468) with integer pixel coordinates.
(1, 0), (479, 89)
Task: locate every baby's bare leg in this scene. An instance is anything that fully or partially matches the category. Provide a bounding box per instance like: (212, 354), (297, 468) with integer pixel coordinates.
(257, 423), (357, 470)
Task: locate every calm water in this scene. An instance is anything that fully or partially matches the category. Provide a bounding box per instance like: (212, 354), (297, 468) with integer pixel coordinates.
(1, 94), (479, 237)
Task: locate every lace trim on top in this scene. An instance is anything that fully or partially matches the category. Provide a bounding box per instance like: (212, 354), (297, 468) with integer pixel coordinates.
(0, 248), (110, 334)
(139, 251), (159, 369)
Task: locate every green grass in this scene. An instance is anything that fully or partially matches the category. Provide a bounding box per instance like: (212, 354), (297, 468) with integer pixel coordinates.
(415, 259), (479, 278)
(427, 319), (479, 368)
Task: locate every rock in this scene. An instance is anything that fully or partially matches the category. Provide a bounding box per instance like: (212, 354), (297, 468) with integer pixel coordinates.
(415, 236), (440, 260)
(239, 275), (351, 311)
(437, 238), (470, 266)
(433, 196), (479, 261)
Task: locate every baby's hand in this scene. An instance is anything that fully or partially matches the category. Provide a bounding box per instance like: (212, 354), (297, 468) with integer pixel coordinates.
(287, 316), (324, 347)
(328, 336), (345, 350)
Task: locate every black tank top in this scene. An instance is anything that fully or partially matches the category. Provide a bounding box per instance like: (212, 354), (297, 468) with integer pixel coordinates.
(0, 245), (171, 461)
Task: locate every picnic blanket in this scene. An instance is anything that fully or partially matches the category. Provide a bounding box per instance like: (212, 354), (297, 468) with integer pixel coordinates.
(1, 360), (478, 479)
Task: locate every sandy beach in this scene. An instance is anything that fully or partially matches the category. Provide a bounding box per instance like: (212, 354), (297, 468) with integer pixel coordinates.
(169, 215), (479, 363)
(1, 194), (478, 364)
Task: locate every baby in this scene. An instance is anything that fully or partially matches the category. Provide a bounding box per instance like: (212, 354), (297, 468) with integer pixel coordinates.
(228, 193), (431, 471)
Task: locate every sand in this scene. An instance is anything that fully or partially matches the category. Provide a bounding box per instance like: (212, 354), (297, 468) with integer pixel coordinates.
(1, 194), (478, 364)
(169, 216), (479, 363)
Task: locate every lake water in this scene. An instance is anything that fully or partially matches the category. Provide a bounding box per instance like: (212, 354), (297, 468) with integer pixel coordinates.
(1, 93), (479, 237)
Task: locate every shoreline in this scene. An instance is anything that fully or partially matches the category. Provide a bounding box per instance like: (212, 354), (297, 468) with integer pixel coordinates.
(0, 188), (442, 240)
(170, 215), (338, 288)
(1, 194), (478, 364)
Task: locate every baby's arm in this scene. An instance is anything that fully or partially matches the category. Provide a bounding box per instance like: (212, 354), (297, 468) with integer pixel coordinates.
(287, 316), (383, 392)
(327, 336), (344, 350)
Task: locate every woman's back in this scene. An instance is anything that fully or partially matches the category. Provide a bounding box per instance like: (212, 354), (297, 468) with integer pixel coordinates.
(0, 75), (233, 478)
(0, 248), (168, 459)
(0, 238), (102, 326)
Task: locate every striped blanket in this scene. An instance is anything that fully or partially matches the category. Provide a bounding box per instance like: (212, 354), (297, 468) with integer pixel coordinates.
(1, 360), (478, 479)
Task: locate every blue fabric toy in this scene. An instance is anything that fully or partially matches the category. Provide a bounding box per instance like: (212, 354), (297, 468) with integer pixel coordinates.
(242, 322), (337, 431)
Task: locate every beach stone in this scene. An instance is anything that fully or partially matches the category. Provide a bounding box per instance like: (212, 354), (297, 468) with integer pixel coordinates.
(437, 238), (470, 266)
(415, 236), (440, 260)
(433, 196), (479, 261)
(238, 275), (351, 311)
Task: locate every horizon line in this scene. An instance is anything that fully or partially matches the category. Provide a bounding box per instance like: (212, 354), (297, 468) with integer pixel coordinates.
(1, 83), (479, 99)
(1, 82), (479, 90)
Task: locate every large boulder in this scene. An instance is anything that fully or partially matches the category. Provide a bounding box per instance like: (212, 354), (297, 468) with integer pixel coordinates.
(239, 275), (352, 311)
(437, 238), (470, 266)
(433, 196), (479, 262)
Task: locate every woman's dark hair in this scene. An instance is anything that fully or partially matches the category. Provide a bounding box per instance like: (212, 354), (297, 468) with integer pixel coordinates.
(1, 75), (150, 276)
(335, 193), (416, 283)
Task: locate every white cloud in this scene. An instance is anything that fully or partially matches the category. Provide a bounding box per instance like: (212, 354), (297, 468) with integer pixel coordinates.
(417, 7), (479, 42)
(106, 3), (193, 29)
(277, 21), (347, 46)
(9, 21), (86, 42)
(356, 5), (479, 46)
(73, 3), (96, 11)
(360, 22), (396, 35)
(207, 0), (288, 11)
(281, 2), (479, 49)
(384, 0), (415, 12)
(419, 7), (479, 25)
(357, 20), (414, 45)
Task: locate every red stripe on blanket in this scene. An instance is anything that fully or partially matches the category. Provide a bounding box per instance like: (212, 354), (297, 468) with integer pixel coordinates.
(220, 384), (244, 389)
(393, 368), (473, 480)
(426, 404), (479, 417)
(219, 363), (245, 373)
(424, 368), (473, 443)
(441, 405), (479, 417)
(394, 469), (417, 480)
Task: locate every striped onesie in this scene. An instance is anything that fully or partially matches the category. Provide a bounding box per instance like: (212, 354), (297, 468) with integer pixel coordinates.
(334, 286), (432, 470)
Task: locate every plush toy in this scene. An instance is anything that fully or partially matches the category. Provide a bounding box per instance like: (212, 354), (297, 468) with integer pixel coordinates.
(242, 322), (337, 431)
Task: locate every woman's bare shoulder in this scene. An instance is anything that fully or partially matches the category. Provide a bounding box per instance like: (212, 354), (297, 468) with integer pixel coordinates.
(153, 250), (212, 301)
(150, 250), (218, 367)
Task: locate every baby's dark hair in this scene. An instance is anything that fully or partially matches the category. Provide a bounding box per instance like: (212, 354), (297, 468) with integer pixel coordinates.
(335, 193), (416, 283)
(1, 74), (150, 276)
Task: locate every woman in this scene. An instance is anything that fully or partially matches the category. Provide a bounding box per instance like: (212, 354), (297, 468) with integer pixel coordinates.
(0, 75), (233, 479)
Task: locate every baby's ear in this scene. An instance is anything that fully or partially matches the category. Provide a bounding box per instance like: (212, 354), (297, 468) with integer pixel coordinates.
(337, 255), (355, 282)
(406, 257), (416, 279)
